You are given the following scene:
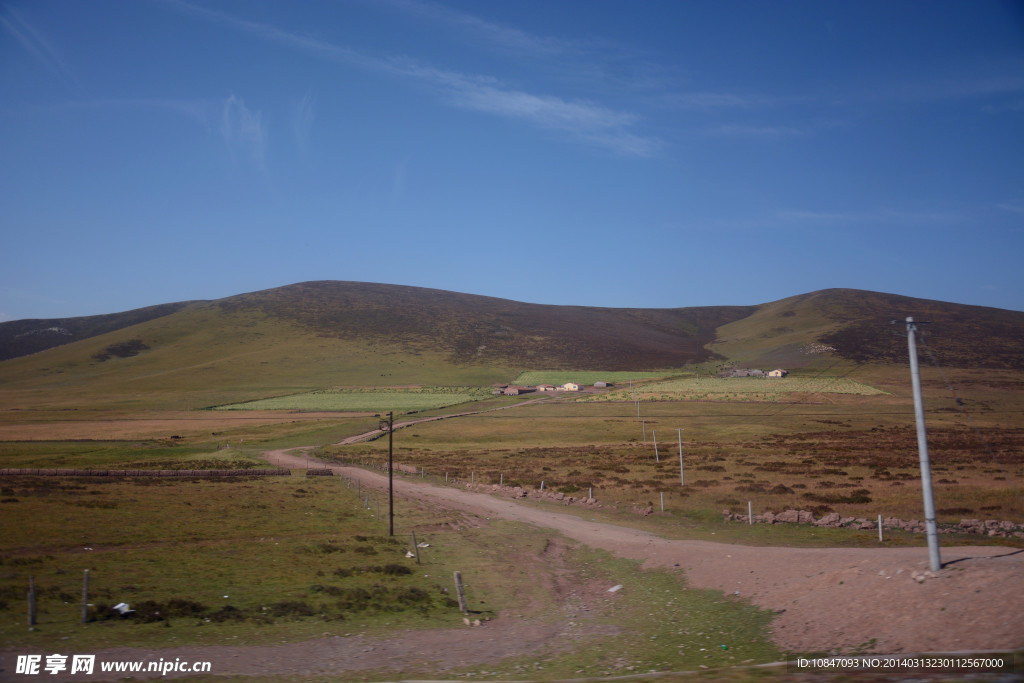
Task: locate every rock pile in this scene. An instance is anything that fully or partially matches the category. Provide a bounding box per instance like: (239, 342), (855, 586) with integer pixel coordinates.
(462, 482), (604, 509)
(722, 508), (1024, 538)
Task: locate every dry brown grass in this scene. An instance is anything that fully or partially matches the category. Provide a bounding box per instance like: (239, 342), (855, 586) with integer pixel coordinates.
(0, 410), (371, 441)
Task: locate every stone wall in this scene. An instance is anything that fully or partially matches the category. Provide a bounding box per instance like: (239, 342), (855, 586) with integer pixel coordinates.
(0, 468), (290, 477)
(722, 508), (1024, 539)
(462, 481), (604, 509)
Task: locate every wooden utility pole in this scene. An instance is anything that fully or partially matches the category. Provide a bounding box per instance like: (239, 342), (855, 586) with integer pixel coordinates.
(453, 571), (468, 614)
(379, 412), (394, 536)
(81, 569), (90, 624)
(905, 317), (941, 571)
(28, 576), (36, 627)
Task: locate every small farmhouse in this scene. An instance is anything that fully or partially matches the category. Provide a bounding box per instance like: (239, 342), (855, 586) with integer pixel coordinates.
(768, 369), (788, 378)
(594, 381), (613, 388)
(536, 384), (556, 392)
(503, 386), (534, 396)
(560, 382), (581, 392)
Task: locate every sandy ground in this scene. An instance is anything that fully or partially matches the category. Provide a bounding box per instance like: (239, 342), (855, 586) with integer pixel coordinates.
(7, 448), (1021, 681)
(265, 450), (1022, 657)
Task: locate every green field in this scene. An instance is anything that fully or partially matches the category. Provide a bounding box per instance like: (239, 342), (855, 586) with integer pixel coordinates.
(583, 375), (888, 402)
(513, 370), (672, 386)
(213, 386), (494, 412)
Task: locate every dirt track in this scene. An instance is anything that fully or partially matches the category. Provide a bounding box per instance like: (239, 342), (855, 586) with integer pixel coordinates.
(12, 449), (1020, 682)
(269, 448), (1024, 656)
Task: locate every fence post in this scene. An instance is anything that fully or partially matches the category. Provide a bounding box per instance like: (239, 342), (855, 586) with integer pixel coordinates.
(748, 501), (753, 525)
(878, 514), (883, 543)
(660, 492), (664, 512)
(81, 569), (90, 624)
(28, 576), (36, 627)
(411, 531), (421, 564)
(453, 571), (468, 614)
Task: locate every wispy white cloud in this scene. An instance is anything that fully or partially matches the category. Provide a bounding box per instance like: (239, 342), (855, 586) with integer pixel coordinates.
(779, 208), (968, 225)
(0, 97), (210, 121)
(996, 200), (1024, 215)
(0, 5), (76, 83)
(897, 74), (1024, 103)
(163, 0), (659, 157)
(221, 94), (266, 167)
(379, 0), (577, 58)
(291, 91), (316, 152)
(663, 91), (753, 109)
(706, 123), (807, 138)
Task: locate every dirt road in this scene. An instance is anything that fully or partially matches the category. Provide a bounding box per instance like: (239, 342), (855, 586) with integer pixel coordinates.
(14, 449), (1019, 682)
(270, 448), (1024, 656)
(335, 396), (555, 445)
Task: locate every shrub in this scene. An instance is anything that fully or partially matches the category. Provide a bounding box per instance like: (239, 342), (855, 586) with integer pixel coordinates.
(801, 489), (872, 504)
(395, 587), (430, 604)
(268, 600), (316, 618)
(208, 605), (245, 622)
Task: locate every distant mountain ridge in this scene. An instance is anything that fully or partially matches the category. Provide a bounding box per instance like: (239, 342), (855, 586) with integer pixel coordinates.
(0, 302), (195, 362)
(1, 282), (1021, 379)
(212, 281), (755, 370)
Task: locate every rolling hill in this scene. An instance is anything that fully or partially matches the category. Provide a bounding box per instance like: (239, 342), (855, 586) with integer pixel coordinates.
(0, 282), (1021, 410)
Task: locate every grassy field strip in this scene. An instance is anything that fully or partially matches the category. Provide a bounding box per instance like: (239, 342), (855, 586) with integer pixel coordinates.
(213, 386), (494, 412)
(0, 473), (511, 651)
(582, 376), (888, 402)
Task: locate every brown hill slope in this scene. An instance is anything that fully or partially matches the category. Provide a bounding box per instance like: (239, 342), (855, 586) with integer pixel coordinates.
(1, 284), (1021, 386)
(214, 281), (754, 370)
(711, 288), (1024, 371)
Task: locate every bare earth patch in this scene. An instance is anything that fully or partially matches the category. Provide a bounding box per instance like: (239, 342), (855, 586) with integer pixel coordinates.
(273, 449), (1024, 656)
(13, 448), (1022, 681)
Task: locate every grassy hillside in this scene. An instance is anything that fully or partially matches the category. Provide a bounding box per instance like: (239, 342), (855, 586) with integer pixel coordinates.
(214, 281), (753, 369)
(0, 301), (194, 361)
(1, 282), (1021, 412)
(709, 288), (1024, 371)
(0, 281), (754, 410)
(0, 301), (511, 411)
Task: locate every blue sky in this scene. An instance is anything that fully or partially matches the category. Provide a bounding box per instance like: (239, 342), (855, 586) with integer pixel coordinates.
(2, 0), (1023, 321)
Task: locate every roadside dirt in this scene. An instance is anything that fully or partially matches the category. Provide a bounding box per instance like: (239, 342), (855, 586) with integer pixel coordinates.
(267, 449), (1023, 657)
(16, 448), (1021, 681)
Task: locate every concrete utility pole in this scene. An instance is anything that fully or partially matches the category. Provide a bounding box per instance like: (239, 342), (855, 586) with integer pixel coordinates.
(905, 317), (942, 571)
(677, 428), (684, 486)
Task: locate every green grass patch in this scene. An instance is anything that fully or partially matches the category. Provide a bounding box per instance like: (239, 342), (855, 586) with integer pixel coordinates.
(0, 441), (247, 469)
(448, 545), (781, 679)
(212, 386), (494, 413)
(0, 474), (484, 650)
(585, 375), (887, 402)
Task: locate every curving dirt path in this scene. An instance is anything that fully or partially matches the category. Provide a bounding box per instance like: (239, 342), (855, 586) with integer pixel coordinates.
(269, 448), (1024, 656)
(336, 396), (555, 445)
(13, 448), (1019, 682)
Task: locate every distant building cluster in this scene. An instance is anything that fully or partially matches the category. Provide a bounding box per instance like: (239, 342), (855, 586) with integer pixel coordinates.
(725, 368), (788, 378)
(493, 381), (613, 396)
